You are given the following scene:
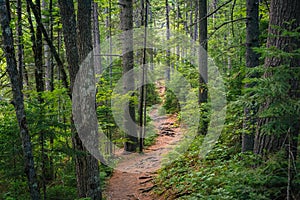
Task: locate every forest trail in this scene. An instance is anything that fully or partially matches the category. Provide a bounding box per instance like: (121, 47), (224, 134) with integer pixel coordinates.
(104, 82), (183, 200)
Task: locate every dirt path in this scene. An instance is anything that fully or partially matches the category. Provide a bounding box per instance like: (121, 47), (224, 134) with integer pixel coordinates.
(104, 84), (183, 200)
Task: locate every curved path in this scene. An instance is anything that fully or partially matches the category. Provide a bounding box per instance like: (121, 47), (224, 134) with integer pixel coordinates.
(104, 85), (183, 199)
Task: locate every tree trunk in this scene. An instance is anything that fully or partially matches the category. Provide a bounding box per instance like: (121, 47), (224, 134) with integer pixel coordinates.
(93, 2), (101, 74)
(138, 0), (148, 153)
(28, 1), (48, 197)
(199, 0), (208, 103)
(35, 0), (45, 94)
(198, 0), (208, 135)
(254, 0), (300, 156)
(120, 0), (138, 152)
(57, 0), (86, 197)
(165, 0), (171, 80)
(242, 0), (259, 153)
(58, 0), (102, 199)
(16, 0), (24, 88)
(77, 0), (101, 199)
(0, 1), (41, 199)
(193, 0), (199, 41)
(43, 0), (53, 91)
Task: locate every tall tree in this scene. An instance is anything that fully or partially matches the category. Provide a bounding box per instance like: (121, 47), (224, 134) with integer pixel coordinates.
(27, 1), (48, 197)
(242, 0), (259, 152)
(198, 0), (208, 135)
(93, 2), (101, 74)
(57, 1), (85, 196)
(120, 0), (138, 152)
(77, 0), (101, 199)
(165, 0), (171, 80)
(43, 0), (54, 91)
(138, 0), (148, 152)
(254, 0), (300, 156)
(58, 0), (101, 199)
(0, 1), (41, 199)
(16, 0), (24, 87)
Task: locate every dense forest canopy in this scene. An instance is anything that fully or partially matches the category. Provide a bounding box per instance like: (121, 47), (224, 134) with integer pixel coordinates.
(0, 0), (299, 199)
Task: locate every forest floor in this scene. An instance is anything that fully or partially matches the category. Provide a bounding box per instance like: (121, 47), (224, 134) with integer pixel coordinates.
(104, 82), (184, 200)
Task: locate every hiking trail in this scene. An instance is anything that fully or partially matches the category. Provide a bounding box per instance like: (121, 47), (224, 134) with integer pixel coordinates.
(104, 82), (184, 200)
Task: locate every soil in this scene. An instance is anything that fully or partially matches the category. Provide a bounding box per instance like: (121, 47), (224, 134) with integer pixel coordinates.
(104, 83), (183, 200)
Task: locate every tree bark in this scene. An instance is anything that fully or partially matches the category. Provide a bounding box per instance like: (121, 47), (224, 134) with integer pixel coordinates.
(16, 0), (24, 88)
(242, 0), (259, 153)
(199, 0), (208, 102)
(254, 0), (300, 156)
(43, 0), (53, 91)
(58, 0), (102, 199)
(165, 0), (171, 80)
(93, 3), (101, 74)
(0, 1), (41, 199)
(58, 0), (87, 198)
(198, 0), (208, 135)
(58, 0), (86, 197)
(120, 0), (138, 152)
(27, 1), (48, 197)
(77, 0), (102, 199)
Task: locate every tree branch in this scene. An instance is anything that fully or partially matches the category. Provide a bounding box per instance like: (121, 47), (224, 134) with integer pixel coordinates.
(189, 0), (233, 27)
(208, 17), (248, 39)
(26, 0), (69, 90)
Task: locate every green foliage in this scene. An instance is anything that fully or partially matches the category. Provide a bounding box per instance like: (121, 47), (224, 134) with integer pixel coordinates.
(163, 88), (180, 114)
(0, 88), (74, 198)
(47, 185), (77, 200)
(156, 136), (300, 200)
(155, 17), (300, 200)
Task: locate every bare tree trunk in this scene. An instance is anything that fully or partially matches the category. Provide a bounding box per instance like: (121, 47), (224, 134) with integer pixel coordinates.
(48, 0), (55, 182)
(17, 0), (24, 88)
(27, 0), (47, 197)
(193, 0), (198, 41)
(43, 0), (53, 92)
(176, 0), (180, 61)
(77, 1), (101, 199)
(93, 2), (101, 74)
(0, 1), (41, 199)
(105, 0), (113, 154)
(120, 0), (138, 152)
(57, 0), (85, 197)
(138, 0), (148, 153)
(199, 0), (208, 103)
(165, 0), (171, 80)
(59, 0), (102, 198)
(199, 0), (208, 135)
(242, 0), (259, 153)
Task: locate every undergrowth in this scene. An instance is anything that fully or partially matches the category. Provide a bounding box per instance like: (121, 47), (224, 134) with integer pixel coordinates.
(155, 136), (300, 200)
